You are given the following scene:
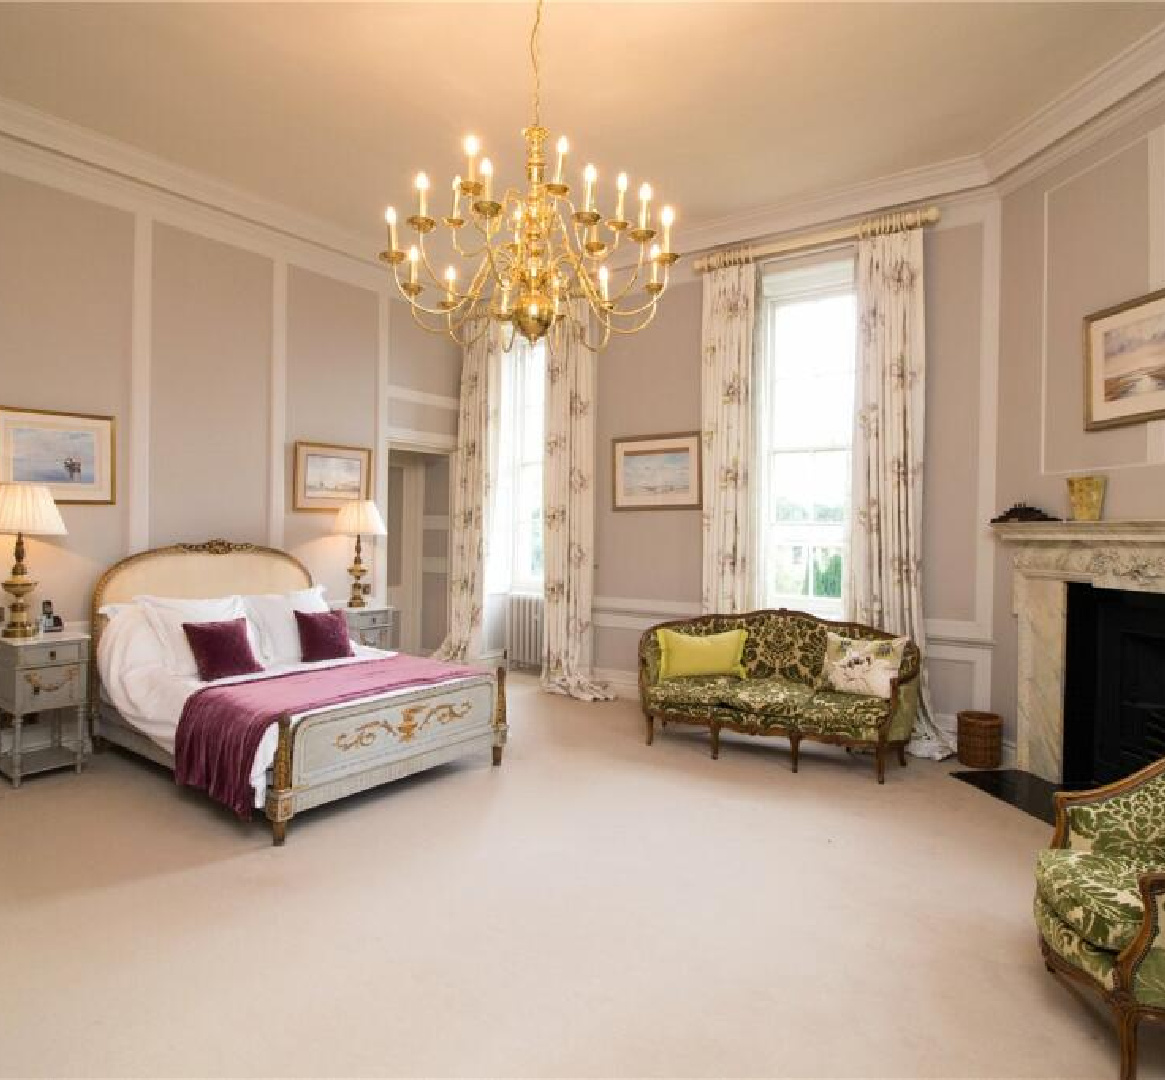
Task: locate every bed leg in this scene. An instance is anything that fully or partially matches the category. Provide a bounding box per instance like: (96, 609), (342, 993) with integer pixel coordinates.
(269, 713), (293, 847)
(492, 666), (508, 767)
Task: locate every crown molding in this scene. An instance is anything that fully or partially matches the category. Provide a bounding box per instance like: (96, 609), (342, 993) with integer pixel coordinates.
(0, 97), (380, 265)
(679, 154), (988, 257)
(983, 22), (1165, 183)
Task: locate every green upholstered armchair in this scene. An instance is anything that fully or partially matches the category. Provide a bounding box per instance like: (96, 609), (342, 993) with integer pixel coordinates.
(1036, 758), (1165, 1080)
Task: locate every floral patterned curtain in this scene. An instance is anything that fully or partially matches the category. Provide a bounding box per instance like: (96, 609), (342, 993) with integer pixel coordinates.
(701, 261), (757, 614)
(541, 303), (613, 701)
(434, 321), (501, 663)
(848, 229), (951, 759)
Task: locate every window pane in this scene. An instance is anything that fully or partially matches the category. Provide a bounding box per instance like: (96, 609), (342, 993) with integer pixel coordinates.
(812, 546), (843, 599)
(768, 544), (810, 597)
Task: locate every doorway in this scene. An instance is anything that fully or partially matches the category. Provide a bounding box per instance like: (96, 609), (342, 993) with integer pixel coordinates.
(386, 448), (451, 655)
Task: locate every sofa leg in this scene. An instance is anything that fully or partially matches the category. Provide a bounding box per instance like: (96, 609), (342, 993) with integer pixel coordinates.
(1118, 1007), (1140, 1080)
(875, 744), (886, 785)
(645, 714), (655, 746)
(710, 723), (721, 760)
(897, 744), (907, 767)
(789, 734), (801, 774)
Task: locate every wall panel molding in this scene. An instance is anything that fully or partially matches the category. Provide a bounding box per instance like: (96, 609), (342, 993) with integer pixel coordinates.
(128, 211), (152, 552)
(268, 259), (288, 547)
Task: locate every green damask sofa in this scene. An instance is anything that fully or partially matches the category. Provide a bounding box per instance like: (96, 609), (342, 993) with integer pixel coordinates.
(1036, 758), (1165, 1080)
(637, 610), (921, 784)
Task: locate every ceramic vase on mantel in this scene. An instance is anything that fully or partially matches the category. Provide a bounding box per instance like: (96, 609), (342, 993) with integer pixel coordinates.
(1067, 475), (1107, 522)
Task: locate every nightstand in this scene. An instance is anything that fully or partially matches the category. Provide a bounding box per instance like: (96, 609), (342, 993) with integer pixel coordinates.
(0, 629), (89, 787)
(341, 606), (398, 651)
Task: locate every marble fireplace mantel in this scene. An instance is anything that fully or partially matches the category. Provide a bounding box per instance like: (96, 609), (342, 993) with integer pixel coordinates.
(993, 520), (1165, 782)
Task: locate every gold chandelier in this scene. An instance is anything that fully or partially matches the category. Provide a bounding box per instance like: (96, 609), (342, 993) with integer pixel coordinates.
(378, 0), (678, 353)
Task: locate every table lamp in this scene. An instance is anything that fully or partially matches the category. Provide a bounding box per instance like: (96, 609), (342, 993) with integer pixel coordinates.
(333, 499), (387, 609)
(0, 483), (68, 638)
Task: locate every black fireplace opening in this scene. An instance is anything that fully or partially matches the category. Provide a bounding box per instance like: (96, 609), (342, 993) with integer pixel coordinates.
(1063, 583), (1165, 787)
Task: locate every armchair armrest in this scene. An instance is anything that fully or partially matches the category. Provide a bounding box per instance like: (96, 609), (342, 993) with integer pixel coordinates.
(1051, 758), (1165, 850)
(1116, 871), (1165, 995)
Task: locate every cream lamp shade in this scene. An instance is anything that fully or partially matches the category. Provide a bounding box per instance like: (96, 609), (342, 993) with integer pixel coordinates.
(333, 499), (387, 538)
(0, 483), (67, 536)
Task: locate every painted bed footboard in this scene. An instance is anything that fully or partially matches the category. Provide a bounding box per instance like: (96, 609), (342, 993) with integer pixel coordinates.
(266, 667), (507, 845)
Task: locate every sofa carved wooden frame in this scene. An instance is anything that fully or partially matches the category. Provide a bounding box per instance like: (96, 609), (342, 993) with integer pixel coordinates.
(1041, 757), (1165, 1080)
(636, 610), (920, 784)
(90, 539), (507, 846)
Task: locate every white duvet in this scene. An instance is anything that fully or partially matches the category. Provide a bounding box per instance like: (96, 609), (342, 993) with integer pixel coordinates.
(97, 606), (477, 807)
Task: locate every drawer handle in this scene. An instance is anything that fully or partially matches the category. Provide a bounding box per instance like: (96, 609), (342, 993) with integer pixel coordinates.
(24, 668), (77, 695)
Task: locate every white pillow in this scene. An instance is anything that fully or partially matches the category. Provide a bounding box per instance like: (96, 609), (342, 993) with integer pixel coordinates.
(135, 594), (254, 678)
(243, 585), (329, 665)
(819, 632), (909, 699)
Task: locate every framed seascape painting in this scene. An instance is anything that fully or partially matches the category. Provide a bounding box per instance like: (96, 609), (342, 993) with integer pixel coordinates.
(1085, 288), (1165, 430)
(0, 406), (116, 504)
(612, 432), (702, 511)
(293, 441), (371, 511)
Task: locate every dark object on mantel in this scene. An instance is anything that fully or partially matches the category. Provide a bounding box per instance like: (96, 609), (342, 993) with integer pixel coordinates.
(990, 502), (1061, 524)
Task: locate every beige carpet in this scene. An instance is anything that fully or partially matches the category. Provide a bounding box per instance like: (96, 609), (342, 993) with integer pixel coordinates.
(1, 675), (1160, 1079)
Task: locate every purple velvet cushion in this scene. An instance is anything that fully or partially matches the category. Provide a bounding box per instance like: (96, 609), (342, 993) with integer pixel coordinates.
(182, 618), (263, 682)
(295, 609), (354, 663)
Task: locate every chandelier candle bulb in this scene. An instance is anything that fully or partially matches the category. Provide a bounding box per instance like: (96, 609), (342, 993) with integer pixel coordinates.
(450, 176), (461, 217)
(555, 136), (568, 184)
(415, 172), (429, 218)
(464, 135), (480, 182)
(599, 265), (610, 302)
(384, 207), (398, 252)
(638, 182), (652, 230)
(480, 158), (493, 201)
(444, 266), (456, 303)
(408, 245), (419, 286)
(660, 206), (674, 253)
(615, 172), (628, 222)
(584, 163), (597, 212)
(650, 244), (661, 285)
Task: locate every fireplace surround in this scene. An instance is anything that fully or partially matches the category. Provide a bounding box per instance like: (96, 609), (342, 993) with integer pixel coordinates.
(993, 521), (1165, 783)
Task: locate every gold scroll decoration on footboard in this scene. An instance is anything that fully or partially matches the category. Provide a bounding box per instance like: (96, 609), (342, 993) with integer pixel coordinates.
(333, 700), (473, 752)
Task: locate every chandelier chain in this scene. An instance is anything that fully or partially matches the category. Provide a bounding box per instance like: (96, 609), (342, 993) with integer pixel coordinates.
(529, 0), (543, 128)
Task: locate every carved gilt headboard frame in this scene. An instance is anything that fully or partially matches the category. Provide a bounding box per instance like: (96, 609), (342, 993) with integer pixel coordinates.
(89, 539), (312, 714)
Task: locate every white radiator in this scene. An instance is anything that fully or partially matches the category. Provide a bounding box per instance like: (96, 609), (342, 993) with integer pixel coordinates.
(505, 593), (544, 670)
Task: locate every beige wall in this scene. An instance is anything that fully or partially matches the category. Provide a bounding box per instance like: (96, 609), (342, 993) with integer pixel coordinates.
(151, 225), (271, 547)
(991, 102), (1165, 741)
(0, 164), (460, 624)
(0, 175), (133, 622)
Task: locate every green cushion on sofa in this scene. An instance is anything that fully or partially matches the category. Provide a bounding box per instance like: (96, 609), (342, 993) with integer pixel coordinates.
(1035, 848), (1160, 951)
(656, 627), (747, 680)
(647, 675), (739, 712)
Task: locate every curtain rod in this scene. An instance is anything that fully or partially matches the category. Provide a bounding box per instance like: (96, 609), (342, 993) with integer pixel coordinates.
(692, 206), (941, 274)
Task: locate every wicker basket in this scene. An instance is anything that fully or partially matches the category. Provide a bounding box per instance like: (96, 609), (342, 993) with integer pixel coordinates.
(957, 710), (1002, 769)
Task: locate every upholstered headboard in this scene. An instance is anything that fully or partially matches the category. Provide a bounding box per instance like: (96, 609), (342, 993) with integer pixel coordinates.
(89, 539), (312, 706)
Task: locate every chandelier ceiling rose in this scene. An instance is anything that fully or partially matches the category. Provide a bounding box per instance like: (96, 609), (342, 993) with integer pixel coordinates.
(379, 0), (678, 353)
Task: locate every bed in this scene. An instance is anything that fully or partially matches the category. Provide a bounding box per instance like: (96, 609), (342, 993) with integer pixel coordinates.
(89, 539), (507, 844)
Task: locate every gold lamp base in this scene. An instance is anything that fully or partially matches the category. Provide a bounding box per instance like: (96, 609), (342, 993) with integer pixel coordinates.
(347, 534), (368, 609)
(3, 532), (38, 639)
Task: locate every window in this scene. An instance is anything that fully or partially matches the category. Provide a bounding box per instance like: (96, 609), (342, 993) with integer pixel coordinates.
(755, 255), (857, 618)
(489, 338), (545, 593)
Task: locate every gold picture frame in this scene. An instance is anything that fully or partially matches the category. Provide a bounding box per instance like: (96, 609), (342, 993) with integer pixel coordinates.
(1084, 286), (1165, 431)
(293, 441), (372, 512)
(0, 405), (116, 504)
(612, 431), (702, 511)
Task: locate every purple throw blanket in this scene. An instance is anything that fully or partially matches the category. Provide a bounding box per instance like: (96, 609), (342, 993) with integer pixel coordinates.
(175, 656), (484, 819)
